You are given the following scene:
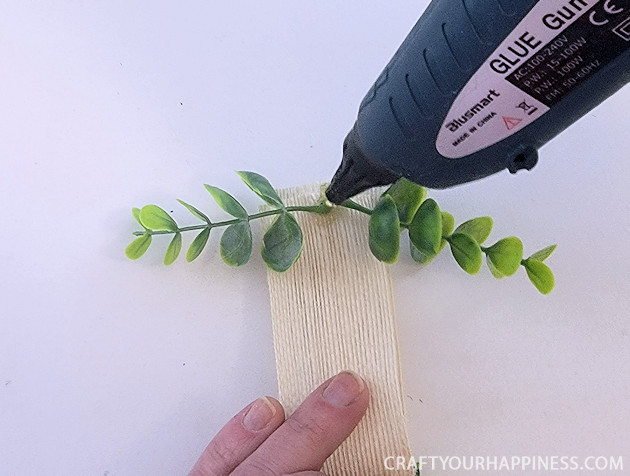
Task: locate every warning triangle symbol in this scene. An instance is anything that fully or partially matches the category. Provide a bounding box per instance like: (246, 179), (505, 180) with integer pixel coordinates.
(503, 116), (522, 130)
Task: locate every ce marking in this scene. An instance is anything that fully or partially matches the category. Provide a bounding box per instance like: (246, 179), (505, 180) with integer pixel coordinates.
(589, 0), (625, 26)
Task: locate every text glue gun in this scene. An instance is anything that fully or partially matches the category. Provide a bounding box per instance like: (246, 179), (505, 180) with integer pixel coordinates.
(325, 0), (630, 204)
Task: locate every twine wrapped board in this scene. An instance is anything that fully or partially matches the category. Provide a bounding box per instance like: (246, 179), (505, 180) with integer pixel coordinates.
(264, 185), (414, 475)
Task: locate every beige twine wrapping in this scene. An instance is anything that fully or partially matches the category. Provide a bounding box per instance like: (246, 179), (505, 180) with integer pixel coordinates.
(264, 185), (413, 476)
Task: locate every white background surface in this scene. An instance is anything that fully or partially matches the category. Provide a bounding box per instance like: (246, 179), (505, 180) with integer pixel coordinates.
(1, 1), (629, 475)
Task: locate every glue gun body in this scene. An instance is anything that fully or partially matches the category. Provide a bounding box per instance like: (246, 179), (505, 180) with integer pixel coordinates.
(326, 0), (630, 203)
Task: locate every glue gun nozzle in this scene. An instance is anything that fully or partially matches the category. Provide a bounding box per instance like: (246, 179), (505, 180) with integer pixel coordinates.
(325, 125), (399, 204)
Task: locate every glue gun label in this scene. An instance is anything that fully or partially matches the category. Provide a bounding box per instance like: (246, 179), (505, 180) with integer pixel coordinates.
(436, 0), (630, 159)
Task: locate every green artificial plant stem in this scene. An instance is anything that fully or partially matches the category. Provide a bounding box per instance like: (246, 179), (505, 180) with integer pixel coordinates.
(126, 171), (557, 294)
(340, 199), (373, 216)
(132, 204), (332, 237)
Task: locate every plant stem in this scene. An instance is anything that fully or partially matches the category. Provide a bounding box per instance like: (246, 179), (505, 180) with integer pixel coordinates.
(340, 199), (373, 215)
(133, 204), (337, 236)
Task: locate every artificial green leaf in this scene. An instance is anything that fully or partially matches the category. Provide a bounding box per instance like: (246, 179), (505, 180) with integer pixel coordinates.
(528, 244), (557, 262)
(410, 240), (435, 265)
(186, 228), (211, 262)
(177, 199), (211, 224)
(369, 195), (400, 263)
(524, 259), (555, 294)
(409, 210), (452, 264)
(449, 233), (482, 274)
(441, 212), (455, 238)
(385, 178), (426, 225)
(139, 205), (178, 232)
(237, 171), (284, 208)
(487, 255), (506, 279)
(220, 221), (253, 267)
(132, 207), (146, 228)
(204, 185), (248, 219)
(485, 237), (523, 277)
(125, 233), (152, 260)
(164, 232), (182, 265)
(261, 212), (303, 272)
(454, 217), (493, 244)
(409, 199), (442, 257)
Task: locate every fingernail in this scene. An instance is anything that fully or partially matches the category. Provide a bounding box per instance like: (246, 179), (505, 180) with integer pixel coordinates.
(322, 371), (365, 407)
(242, 397), (276, 431)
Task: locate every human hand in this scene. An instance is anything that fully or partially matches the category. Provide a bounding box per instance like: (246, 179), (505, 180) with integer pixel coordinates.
(189, 370), (370, 476)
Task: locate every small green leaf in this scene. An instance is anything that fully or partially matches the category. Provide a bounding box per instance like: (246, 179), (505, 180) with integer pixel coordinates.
(132, 207), (146, 228)
(449, 233), (482, 274)
(220, 221), (253, 267)
(441, 212), (455, 238)
(139, 205), (178, 232)
(385, 178), (426, 225)
(487, 255), (506, 279)
(237, 171), (284, 208)
(410, 240), (435, 265)
(177, 199), (211, 224)
(204, 185), (248, 219)
(369, 195), (400, 264)
(409, 210), (452, 265)
(164, 232), (182, 265)
(125, 233), (152, 260)
(485, 237), (523, 277)
(261, 212), (303, 272)
(524, 259), (555, 294)
(409, 199), (442, 256)
(454, 217), (493, 244)
(528, 244), (557, 262)
(186, 228), (211, 262)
